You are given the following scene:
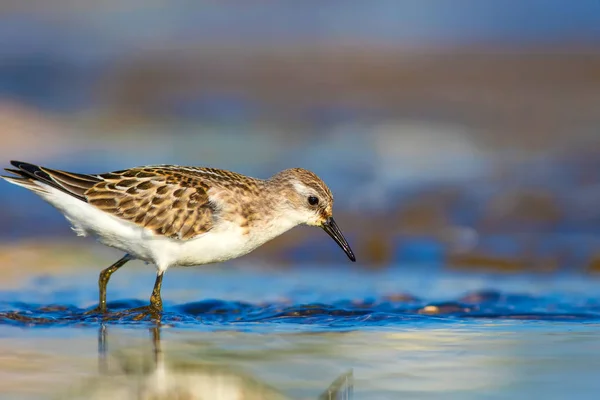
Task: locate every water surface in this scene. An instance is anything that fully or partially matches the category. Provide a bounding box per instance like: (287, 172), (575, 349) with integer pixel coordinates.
(1, 265), (599, 399)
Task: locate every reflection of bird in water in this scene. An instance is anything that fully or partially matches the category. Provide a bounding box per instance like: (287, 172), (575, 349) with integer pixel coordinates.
(61, 324), (352, 400)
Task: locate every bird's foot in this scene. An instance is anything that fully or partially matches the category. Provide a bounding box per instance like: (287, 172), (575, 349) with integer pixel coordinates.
(120, 305), (163, 321)
(83, 304), (161, 321)
(84, 305), (161, 321)
(83, 306), (107, 316)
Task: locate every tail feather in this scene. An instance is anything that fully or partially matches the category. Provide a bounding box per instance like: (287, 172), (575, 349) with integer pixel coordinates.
(4, 168), (24, 176)
(1, 174), (49, 194)
(2, 160), (101, 202)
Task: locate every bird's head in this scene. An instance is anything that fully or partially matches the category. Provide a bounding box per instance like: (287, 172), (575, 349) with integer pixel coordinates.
(270, 168), (356, 262)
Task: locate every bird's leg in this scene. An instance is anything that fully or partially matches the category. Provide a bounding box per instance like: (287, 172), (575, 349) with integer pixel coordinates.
(129, 272), (164, 321)
(85, 254), (132, 314)
(98, 255), (133, 311)
(149, 271), (164, 312)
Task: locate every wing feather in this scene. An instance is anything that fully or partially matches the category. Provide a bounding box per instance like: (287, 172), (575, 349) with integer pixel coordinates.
(5, 160), (100, 201)
(86, 167), (216, 240)
(4, 162), (229, 240)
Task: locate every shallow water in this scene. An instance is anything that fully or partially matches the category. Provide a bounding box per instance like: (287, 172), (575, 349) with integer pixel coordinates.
(1, 264), (600, 399)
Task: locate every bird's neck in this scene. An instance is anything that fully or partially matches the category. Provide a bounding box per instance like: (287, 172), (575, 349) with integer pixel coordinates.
(244, 183), (303, 241)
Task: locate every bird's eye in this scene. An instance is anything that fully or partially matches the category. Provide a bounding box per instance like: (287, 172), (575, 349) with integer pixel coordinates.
(308, 196), (319, 206)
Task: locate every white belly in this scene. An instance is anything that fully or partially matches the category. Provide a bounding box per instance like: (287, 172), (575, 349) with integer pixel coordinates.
(140, 222), (262, 270)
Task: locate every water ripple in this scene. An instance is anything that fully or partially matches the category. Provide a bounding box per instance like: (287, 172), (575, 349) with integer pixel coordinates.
(2, 289), (600, 328)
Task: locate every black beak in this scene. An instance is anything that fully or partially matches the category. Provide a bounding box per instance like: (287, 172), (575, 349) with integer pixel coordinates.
(321, 217), (356, 262)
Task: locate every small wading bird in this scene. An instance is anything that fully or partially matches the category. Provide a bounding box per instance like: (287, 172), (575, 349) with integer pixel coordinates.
(2, 161), (355, 315)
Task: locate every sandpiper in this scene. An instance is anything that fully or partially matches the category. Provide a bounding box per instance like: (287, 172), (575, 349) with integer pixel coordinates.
(2, 161), (355, 314)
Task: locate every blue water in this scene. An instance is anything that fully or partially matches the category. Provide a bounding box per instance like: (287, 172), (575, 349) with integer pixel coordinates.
(1, 265), (600, 399)
(2, 265), (600, 327)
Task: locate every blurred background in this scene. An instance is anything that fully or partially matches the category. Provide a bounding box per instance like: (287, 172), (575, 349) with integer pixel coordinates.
(1, 0), (600, 273)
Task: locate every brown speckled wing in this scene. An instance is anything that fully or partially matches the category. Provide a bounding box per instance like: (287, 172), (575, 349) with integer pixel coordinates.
(85, 167), (216, 240)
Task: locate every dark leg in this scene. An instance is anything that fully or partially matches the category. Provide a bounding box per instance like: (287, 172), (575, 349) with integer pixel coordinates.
(128, 272), (165, 321)
(86, 254), (132, 314)
(149, 271), (164, 311)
